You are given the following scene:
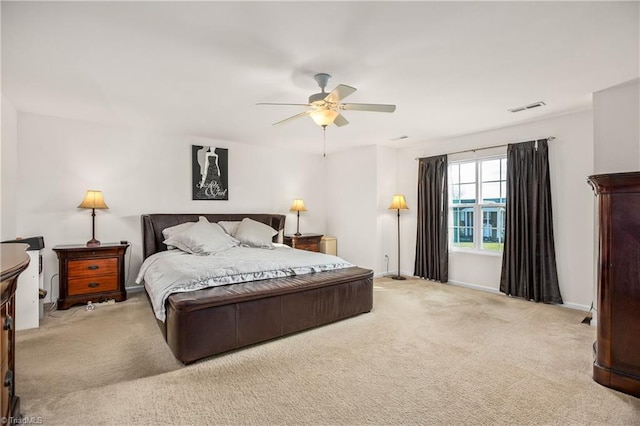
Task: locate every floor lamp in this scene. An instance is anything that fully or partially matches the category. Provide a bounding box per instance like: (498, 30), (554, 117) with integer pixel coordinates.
(389, 194), (409, 280)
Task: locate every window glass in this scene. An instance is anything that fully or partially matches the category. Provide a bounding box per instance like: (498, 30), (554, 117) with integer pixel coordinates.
(459, 183), (476, 203)
(481, 158), (506, 203)
(482, 182), (501, 203)
(451, 207), (474, 248)
(448, 155), (507, 253)
(459, 162), (476, 183)
(451, 184), (461, 201)
(481, 159), (501, 182)
(452, 162), (477, 204)
(450, 164), (460, 184)
(481, 207), (505, 252)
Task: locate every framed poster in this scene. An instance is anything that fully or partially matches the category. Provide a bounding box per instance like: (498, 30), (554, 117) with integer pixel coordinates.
(192, 145), (229, 200)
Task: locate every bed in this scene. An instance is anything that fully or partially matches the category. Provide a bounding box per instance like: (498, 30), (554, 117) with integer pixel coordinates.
(139, 213), (374, 364)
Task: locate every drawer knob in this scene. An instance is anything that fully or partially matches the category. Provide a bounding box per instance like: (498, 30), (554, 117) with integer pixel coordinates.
(87, 282), (100, 288)
(3, 315), (13, 331)
(87, 265), (100, 270)
(4, 370), (13, 388)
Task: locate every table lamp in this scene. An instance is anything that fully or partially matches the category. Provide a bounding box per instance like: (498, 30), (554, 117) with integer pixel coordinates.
(78, 190), (109, 247)
(290, 199), (307, 236)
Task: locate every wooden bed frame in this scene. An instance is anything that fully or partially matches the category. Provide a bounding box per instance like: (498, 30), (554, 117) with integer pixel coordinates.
(141, 213), (374, 364)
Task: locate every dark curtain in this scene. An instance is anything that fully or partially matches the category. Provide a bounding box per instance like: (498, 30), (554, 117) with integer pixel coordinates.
(500, 139), (562, 303)
(414, 155), (448, 282)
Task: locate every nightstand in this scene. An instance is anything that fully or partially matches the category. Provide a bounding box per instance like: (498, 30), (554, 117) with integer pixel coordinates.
(283, 234), (323, 252)
(53, 243), (129, 310)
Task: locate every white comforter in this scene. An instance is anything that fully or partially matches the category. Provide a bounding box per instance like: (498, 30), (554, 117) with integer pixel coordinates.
(136, 244), (353, 321)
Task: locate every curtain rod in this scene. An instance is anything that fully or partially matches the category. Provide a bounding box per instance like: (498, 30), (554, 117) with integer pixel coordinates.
(415, 136), (555, 160)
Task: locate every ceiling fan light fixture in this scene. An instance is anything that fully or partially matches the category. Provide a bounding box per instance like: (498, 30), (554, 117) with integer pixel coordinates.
(258, 73), (396, 128)
(310, 109), (338, 127)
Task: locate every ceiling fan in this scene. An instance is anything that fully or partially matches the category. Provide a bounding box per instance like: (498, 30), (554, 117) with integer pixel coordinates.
(257, 73), (396, 128)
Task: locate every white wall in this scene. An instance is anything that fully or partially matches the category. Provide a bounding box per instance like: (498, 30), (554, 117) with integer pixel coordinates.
(325, 146), (378, 270)
(1, 95), (19, 240)
(593, 78), (640, 173)
(323, 144), (407, 276)
(396, 110), (595, 310)
(15, 112), (327, 302)
(376, 146), (399, 276)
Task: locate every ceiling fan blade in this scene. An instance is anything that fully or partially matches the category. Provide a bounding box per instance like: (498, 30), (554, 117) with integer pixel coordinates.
(333, 114), (349, 127)
(324, 84), (357, 103)
(257, 102), (311, 107)
(340, 103), (396, 113)
(272, 111), (310, 126)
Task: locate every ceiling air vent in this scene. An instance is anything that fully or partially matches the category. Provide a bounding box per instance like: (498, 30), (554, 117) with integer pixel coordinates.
(508, 101), (546, 113)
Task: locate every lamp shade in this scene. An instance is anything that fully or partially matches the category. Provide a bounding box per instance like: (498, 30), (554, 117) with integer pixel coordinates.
(290, 199), (307, 212)
(310, 109), (338, 127)
(388, 194), (408, 210)
(78, 190), (109, 209)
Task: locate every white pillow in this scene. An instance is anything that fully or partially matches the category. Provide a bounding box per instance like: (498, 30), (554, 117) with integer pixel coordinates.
(217, 221), (241, 236)
(163, 217), (239, 255)
(162, 221), (196, 250)
(233, 218), (277, 249)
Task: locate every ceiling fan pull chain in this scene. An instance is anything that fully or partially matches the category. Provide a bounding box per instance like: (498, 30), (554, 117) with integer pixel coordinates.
(323, 126), (326, 158)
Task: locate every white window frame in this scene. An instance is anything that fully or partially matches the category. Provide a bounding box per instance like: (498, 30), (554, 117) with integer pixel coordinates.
(448, 155), (507, 255)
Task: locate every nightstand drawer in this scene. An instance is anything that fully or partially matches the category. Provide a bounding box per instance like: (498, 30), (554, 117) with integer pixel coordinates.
(68, 258), (117, 278)
(67, 275), (118, 296)
(294, 242), (316, 251)
(283, 234), (323, 253)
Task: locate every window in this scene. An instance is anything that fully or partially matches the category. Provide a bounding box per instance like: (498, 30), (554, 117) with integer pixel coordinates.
(449, 156), (507, 253)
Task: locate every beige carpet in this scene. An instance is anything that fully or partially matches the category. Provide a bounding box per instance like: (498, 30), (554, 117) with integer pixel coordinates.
(15, 277), (640, 425)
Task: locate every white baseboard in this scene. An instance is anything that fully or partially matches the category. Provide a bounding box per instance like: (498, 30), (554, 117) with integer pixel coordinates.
(370, 275), (594, 317)
(448, 280), (592, 313)
(448, 279), (501, 294)
(560, 301), (592, 312)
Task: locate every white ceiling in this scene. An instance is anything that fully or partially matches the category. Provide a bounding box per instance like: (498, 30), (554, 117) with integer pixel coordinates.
(2, 1), (639, 155)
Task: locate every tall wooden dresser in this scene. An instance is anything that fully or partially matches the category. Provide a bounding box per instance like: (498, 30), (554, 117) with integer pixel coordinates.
(588, 172), (640, 397)
(1, 243), (30, 421)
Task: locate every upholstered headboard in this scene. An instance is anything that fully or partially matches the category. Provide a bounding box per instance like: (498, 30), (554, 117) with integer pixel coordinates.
(141, 213), (286, 259)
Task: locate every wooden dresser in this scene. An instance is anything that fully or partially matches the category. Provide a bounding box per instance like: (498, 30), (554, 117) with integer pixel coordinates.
(53, 243), (129, 310)
(588, 172), (640, 398)
(283, 234), (323, 252)
(1, 243), (30, 421)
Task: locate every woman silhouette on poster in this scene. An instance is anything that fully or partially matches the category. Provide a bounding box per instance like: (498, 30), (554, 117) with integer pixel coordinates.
(196, 146), (225, 199)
